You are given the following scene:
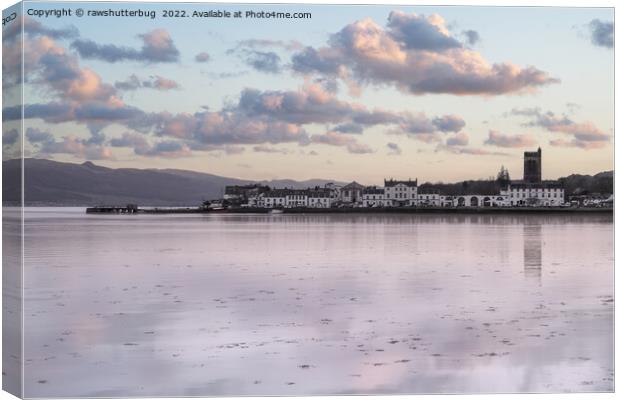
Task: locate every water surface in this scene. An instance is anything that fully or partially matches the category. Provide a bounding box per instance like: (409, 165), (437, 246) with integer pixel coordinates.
(22, 208), (613, 396)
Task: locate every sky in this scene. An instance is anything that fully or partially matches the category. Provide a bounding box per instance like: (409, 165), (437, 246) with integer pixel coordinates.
(1, 2), (614, 184)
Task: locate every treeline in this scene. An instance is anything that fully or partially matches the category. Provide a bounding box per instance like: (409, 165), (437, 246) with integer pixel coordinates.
(418, 171), (613, 197)
(558, 171), (613, 196)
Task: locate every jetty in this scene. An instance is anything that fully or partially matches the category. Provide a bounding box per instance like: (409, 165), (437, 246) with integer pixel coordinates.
(86, 204), (140, 214)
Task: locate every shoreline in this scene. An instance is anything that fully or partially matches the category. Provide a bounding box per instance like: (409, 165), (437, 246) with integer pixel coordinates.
(239, 207), (613, 214)
(84, 206), (614, 215)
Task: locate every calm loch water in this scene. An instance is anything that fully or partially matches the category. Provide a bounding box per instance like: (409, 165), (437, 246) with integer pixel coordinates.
(22, 208), (613, 397)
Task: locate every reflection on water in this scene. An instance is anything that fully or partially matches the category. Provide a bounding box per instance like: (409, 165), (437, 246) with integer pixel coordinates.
(523, 223), (542, 283)
(22, 209), (613, 397)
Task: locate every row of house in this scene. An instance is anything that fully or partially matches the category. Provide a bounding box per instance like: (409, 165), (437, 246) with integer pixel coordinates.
(224, 179), (565, 209)
(223, 148), (566, 209)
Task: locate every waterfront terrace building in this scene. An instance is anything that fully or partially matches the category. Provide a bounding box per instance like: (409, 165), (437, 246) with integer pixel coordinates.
(257, 188), (333, 209)
(307, 189), (332, 208)
(259, 189), (289, 208)
(362, 186), (392, 208)
(418, 190), (442, 207)
(384, 179), (418, 207)
(286, 191), (308, 208)
(503, 182), (564, 206)
(324, 183), (343, 201)
(451, 195), (509, 207)
(340, 182), (365, 205)
(224, 184), (270, 203)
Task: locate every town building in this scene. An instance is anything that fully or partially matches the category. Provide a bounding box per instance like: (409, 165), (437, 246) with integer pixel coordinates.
(503, 148), (565, 206)
(228, 148), (568, 209)
(362, 186), (392, 207)
(259, 189), (288, 208)
(418, 190), (441, 207)
(340, 181), (365, 205)
(504, 182), (564, 206)
(523, 147), (542, 183)
(384, 179), (418, 207)
(450, 195), (509, 207)
(224, 184), (270, 203)
(256, 188), (333, 209)
(307, 189), (333, 208)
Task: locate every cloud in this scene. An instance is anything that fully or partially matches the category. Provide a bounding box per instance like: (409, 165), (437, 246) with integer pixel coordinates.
(347, 142), (374, 154)
(549, 138), (607, 150)
(237, 83), (360, 124)
(220, 145), (246, 155)
(205, 71), (250, 79)
(237, 39), (304, 51)
(4, 102), (147, 127)
(227, 45), (283, 74)
(387, 11), (462, 51)
(436, 144), (509, 156)
(109, 132), (191, 157)
(243, 50), (282, 73)
(434, 132), (512, 155)
(462, 29), (480, 45)
(386, 142), (402, 155)
(3, 16), (78, 42)
(195, 52), (211, 62)
(483, 130), (536, 148)
(71, 29), (180, 63)
(446, 131), (469, 146)
(3, 129), (19, 146)
(153, 109), (310, 148)
(510, 107), (609, 149)
(141, 140), (192, 157)
(8, 26), (473, 158)
(25, 127), (54, 144)
(432, 115), (466, 132)
(115, 74), (180, 91)
(235, 84), (463, 143)
(253, 145), (291, 154)
(2, 27), (122, 102)
(36, 135), (114, 160)
(588, 19), (613, 49)
(310, 131), (374, 154)
(109, 132), (149, 148)
(333, 123), (364, 134)
(291, 12), (557, 96)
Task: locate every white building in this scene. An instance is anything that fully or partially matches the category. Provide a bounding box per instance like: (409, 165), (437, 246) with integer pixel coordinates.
(324, 183), (343, 202)
(260, 189), (288, 208)
(340, 182), (365, 205)
(257, 188), (334, 209)
(450, 195), (510, 207)
(504, 182), (565, 206)
(418, 191), (441, 207)
(307, 190), (332, 208)
(362, 187), (392, 207)
(223, 184), (270, 202)
(286, 191), (308, 208)
(384, 179), (418, 207)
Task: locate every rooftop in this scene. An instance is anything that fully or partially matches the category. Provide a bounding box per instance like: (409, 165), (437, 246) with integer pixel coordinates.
(384, 178), (418, 188)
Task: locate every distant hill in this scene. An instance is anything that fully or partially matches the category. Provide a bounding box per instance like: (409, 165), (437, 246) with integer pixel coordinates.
(558, 171), (613, 196)
(2, 158), (346, 206)
(2, 158), (612, 206)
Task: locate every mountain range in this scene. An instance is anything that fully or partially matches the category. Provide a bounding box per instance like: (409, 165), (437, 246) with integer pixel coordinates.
(2, 158), (613, 206)
(2, 158), (345, 206)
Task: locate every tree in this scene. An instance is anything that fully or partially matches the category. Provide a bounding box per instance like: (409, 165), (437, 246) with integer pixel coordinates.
(496, 165), (511, 187)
